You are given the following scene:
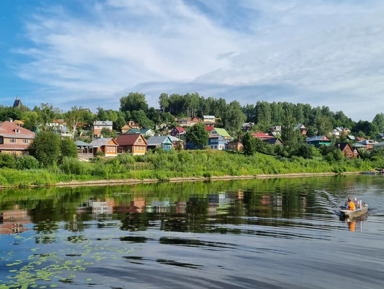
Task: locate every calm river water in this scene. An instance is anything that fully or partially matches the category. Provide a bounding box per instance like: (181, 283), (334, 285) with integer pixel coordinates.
(1, 175), (384, 288)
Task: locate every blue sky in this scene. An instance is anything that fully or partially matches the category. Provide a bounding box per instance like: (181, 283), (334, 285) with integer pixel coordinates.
(1, 0), (384, 121)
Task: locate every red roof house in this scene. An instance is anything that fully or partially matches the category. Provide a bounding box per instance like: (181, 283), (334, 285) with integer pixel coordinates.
(0, 121), (35, 156)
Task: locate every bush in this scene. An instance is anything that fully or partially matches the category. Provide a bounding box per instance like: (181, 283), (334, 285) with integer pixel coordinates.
(60, 157), (89, 175)
(16, 155), (39, 170)
(0, 153), (16, 169)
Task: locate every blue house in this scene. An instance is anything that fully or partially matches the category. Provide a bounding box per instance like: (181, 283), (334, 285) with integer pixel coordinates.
(146, 136), (173, 152)
(208, 135), (227, 150)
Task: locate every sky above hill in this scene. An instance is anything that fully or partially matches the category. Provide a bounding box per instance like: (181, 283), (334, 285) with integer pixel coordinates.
(1, 0), (384, 121)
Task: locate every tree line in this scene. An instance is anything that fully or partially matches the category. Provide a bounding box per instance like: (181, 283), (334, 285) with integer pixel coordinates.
(1, 92), (384, 140)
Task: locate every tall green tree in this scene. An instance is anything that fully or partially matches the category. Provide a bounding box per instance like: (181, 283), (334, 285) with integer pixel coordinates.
(373, 113), (384, 132)
(120, 92), (148, 113)
(29, 130), (61, 167)
(186, 123), (208, 149)
(242, 132), (256, 156)
(255, 101), (271, 131)
(222, 101), (246, 135)
(281, 105), (299, 146)
(131, 110), (154, 129)
(60, 137), (78, 161)
(159, 93), (169, 113)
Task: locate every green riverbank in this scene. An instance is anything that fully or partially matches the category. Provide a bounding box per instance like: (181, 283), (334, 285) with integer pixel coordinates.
(0, 150), (378, 188)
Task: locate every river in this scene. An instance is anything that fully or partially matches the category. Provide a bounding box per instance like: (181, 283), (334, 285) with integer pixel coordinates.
(1, 175), (384, 288)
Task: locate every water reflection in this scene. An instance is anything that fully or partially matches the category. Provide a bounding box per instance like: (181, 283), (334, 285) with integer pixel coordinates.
(1, 176), (384, 288)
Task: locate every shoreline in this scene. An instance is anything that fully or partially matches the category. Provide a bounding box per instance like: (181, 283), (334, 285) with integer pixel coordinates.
(52, 171), (364, 188)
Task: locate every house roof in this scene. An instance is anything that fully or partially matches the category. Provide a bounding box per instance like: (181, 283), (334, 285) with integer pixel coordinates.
(264, 138), (283, 145)
(374, 142), (384, 147)
(94, 120), (113, 126)
(306, 135), (330, 142)
(126, 128), (141, 134)
(90, 138), (117, 147)
(147, 136), (173, 146)
(213, 128), (231, 137)
(0, 121), (35, 139)
(205, 126), (214, 132)
(75, 140), (93, 148)
(116, 134), (147, 146)
(169, 136), (182, 142)
(335, 142), (351, 151)
(174, 127), (186, 133)
(251, 132), (273, 139)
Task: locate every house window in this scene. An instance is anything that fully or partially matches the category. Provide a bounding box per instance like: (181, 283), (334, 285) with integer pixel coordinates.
(10, 138), (17, 143)
(23, 139), (29, 144)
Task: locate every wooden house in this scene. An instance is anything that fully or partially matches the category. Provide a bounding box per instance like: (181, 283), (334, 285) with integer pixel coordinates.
(170, 127), (186, 137)
(147, 136), (173, 152)
(0, 121), (35, 156)
(208, 135), (227, 150)
(335, 142), (358, 158)
(116, 133), (147, 155)
(90, 137), (118, 157)
(121, 121), (142, 134)
(227, 141), (243, 151)
(306, 135), (331, 147)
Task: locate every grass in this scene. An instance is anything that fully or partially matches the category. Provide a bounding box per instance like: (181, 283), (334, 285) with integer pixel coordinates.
(0, 150), (376, 188)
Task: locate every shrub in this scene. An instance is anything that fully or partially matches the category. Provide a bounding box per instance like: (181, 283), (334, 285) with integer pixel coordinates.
(16, 155), (39, 170)
(0, 153), (16, 169)
(60, 157), (89, 175)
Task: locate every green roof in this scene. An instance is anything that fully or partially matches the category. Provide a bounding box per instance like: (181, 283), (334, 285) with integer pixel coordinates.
(213, 128), (231, 137)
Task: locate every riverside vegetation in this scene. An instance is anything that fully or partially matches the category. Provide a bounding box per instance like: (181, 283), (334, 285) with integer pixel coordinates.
(0, 148), (380, 188)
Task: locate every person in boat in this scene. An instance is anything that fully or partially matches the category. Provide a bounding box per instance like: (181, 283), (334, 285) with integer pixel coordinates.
(345, 197), (355, 211)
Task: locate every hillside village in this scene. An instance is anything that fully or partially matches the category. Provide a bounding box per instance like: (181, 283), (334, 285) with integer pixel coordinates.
(1, 96), (384, 162)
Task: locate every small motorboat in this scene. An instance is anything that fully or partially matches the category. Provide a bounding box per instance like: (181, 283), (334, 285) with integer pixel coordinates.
(340, 203), (368, 218)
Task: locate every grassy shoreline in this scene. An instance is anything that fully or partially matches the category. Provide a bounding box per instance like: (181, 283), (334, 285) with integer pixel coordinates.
(0, 150), (378, 188)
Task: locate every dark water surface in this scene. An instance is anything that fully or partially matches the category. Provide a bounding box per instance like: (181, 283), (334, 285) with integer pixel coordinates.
(1, 175), (384, 288)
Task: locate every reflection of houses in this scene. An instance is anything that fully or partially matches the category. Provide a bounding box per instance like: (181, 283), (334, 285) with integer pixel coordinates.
(0, 121), (35, 156)
(90, 137), (118, 157)
(0, 206), (31, 235)
(114, 198), (146, 214)
(148, 200), (171, 213)
(77, 198), (115, 214)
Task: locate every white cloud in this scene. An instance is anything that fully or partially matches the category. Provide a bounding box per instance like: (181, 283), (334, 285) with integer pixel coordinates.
(14, 0), (384, 120)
